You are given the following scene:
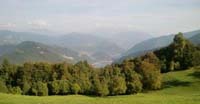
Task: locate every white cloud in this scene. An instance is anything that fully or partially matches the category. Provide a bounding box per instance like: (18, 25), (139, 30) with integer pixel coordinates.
(28, 20), (49, 29)
(0, 23), (16, 29)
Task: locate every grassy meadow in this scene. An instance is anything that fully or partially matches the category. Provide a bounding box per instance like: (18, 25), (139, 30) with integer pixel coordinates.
(0, 67), (199, 104)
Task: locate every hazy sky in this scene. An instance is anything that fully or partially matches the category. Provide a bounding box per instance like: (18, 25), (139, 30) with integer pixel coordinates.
(0, 0), (200, 36)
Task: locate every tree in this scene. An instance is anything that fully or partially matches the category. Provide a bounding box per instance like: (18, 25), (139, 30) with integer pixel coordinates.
(59, 80), (70, 95)
(70, 83), (81, 94)
(109, 76), (127, 95)
(191, 51), (200, 66)
(155, 32), (199, 72)
(0, 59), (17, 85)
(121, 59), (135, 76)
(21, 81), (31, 95)
(0, 79), (8, 93)
(92, 75), (109, 96)
(32, 63), (52, 82)
(138, 61), (161, 90)
(31, 81), (48, 96)
(171, 33), (197, 70)
(48, 80), (60, 95)
(142, 52), (160, 69)
(126, 71), (142, 94)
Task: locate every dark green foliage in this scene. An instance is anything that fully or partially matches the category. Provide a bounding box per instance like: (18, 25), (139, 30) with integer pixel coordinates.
(155, 33), (200, 72)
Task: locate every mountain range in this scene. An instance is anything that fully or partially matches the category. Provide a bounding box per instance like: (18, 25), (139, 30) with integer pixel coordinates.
(0, 30), (125, 66)
(117, 30), (200, 63)
(0, 29), (199, 66)
(0, 41), (91, 64)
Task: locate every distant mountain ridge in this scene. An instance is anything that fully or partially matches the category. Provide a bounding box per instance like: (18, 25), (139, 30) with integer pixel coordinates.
(0, 41), (90, 64)
(0, 30), (125, 66)
(56, 33), (124, 62)
(117, 29), (200, 63)
(94, 31), (153, 50)
(189, 33), (200, 45)
(1, 29), (199, 66)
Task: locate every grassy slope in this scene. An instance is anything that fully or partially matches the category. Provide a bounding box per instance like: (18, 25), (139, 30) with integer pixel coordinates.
(0, 67), (200, 104)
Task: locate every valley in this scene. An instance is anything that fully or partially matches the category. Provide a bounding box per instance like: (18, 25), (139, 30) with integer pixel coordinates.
(0, 0), (200, 104)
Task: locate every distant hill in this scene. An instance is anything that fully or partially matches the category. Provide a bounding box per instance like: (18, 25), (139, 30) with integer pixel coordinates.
(97, 31), (153, 50)
(56, 33), (124, 64)
(117, 30), (200, 63)
(0, 30), (53, 45)
(0, 30), (124, 66)
(0, 41), (90, 64)
(189, 33), (200, 45)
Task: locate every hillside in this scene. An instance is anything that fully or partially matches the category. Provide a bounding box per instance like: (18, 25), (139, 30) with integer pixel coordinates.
(189, 34), (200, 45)
(0, 67), (199, 104)
(0, 30), (53, 45)
(0, 41), (90, 64)
(118, 30), (200, 62)
(56, 33), (125, 65)
(0, 30), (124, 66)
(95, 31), (153, 50)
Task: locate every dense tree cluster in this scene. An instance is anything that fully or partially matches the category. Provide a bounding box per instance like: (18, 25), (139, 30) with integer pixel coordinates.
(0, 55), (161, 96)
(0, 33), (199, 96)
(155, 33), (200, 72)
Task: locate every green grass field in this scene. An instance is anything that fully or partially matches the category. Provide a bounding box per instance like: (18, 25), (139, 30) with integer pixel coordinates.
(0, 67), (200, 104)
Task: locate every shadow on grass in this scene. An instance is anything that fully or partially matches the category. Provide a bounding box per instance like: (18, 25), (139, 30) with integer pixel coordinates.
(188, 71), (200, 79)
(163, 79), (191, 88)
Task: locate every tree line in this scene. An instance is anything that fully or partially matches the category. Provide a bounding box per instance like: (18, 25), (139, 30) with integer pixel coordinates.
(0, 33), (199, 96)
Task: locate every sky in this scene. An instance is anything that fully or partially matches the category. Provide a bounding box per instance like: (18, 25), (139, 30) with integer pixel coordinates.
(0, 0), (200, 36)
